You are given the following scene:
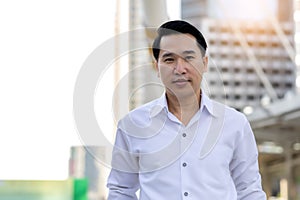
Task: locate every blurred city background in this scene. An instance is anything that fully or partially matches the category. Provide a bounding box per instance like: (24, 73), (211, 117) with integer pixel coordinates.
(1, 0), (300, 199)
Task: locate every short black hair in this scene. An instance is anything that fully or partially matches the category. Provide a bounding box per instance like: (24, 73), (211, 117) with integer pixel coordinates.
(152, 20), (207, 61)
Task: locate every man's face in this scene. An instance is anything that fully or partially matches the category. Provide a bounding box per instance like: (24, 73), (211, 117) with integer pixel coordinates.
(155, 33), (208, 100)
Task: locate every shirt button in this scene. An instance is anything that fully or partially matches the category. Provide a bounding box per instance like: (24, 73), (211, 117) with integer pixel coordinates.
(182, 162), (187, 167)
(184, 192), (188, 196)
(182, 133), (186, 137)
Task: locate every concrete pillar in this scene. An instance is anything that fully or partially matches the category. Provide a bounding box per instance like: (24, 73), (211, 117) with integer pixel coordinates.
(284, 142), (294, 200)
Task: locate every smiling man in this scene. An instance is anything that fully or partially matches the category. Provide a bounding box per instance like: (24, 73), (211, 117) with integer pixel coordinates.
(107, 20), (266, 200)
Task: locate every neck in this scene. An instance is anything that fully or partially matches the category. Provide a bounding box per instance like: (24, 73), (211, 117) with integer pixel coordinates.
(166, 90), (201, 125)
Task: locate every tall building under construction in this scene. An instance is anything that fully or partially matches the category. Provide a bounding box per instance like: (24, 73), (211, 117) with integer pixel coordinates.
(182, 0), (296, 112)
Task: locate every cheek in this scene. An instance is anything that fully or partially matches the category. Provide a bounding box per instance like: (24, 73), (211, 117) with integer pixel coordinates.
(190, 62), (205, 75)
(159, 65), (173, 75)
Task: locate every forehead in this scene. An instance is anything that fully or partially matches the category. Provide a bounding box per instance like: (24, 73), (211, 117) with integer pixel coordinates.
(159, 33), (200, 55)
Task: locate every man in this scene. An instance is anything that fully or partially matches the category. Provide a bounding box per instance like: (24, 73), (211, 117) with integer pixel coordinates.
(107, 20), (266, 200)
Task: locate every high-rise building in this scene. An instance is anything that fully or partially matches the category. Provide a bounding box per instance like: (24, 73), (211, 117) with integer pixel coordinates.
(182, 0), (296, 111)
(294, 0), (300, 92)
(127, 0), (164, 110)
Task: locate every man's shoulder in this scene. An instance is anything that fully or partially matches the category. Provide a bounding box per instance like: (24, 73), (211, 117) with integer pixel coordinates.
(130, 97), (162, 116)
(117, 97), (163, 130)
(210, 98), (248, 123)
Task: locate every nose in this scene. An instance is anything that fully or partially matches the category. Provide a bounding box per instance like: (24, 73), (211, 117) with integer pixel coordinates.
(174, 58), (187, 74)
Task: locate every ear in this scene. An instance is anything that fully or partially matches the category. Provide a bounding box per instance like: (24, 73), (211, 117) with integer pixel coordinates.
(154, 61), (160, 77)
(202, 56), (208, 72)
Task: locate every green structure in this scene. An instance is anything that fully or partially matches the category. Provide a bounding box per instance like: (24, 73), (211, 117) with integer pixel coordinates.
(0, 179), (88, 200)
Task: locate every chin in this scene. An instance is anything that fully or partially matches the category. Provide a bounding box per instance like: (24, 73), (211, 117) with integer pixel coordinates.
(172, 90), (199, 99)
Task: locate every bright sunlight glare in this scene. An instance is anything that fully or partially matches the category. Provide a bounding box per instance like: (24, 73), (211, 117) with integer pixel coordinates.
(0, 0), (115, 180)
(210, 0), (277, 20)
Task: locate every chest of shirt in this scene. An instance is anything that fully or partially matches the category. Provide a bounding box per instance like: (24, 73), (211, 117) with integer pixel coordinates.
(126, 114), (236, 173)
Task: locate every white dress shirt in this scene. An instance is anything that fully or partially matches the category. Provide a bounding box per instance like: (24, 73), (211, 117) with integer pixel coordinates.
(107, 92), (266, 200)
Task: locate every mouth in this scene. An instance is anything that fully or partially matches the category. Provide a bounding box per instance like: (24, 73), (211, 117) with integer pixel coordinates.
(172, 79), (190, 83)
(172, 79), (191, 87)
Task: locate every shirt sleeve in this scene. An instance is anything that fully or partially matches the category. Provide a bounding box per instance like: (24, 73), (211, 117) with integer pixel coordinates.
(107, 128), (140, 200)
(229, 120), (267, 200)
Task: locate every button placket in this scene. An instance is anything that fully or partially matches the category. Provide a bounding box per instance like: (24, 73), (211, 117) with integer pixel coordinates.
(180, 129), (189, 168)
(181, 128), (190, 198)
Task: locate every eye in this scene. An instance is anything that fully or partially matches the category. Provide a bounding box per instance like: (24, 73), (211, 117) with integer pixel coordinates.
(164, 57), (174, 63)
(185, 56), (194, 61)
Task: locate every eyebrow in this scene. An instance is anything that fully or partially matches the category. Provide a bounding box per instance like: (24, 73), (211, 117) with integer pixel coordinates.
(182, 50), (196, 55)
(161, 52), (175, 58)
(161, 50), (196, 58)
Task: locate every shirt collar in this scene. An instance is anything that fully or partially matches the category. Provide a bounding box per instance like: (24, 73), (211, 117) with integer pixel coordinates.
(200, 91), (218, 117)
(149, 93), (168, 118)
(150, 91), (218, 118)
